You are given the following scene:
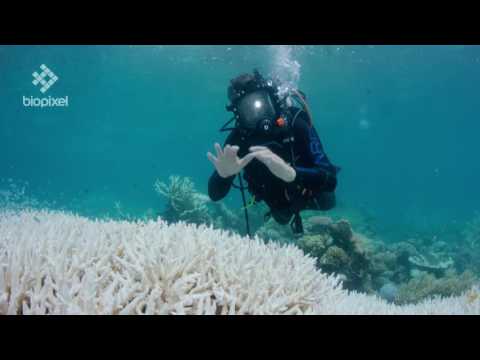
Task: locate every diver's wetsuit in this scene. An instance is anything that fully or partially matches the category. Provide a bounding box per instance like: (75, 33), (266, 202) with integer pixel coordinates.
(208, 108), (339, 225)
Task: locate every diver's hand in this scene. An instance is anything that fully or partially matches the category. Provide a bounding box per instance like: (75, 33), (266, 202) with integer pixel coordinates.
(249, 146), (296, 183)
(207, 143), (256, 178)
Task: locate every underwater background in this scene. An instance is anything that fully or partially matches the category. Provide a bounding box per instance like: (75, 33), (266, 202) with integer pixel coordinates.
(1, 45), (480, 303)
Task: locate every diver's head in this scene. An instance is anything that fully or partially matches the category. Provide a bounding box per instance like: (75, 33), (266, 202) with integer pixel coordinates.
(226, 70), (286, 136)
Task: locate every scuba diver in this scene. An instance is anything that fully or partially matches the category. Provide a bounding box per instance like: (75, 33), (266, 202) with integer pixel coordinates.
(207, 70), (340, 237)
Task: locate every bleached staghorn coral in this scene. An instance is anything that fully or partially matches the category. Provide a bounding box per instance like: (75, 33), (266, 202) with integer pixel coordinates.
(0, 209), (479, 315)
(154, 176), (211, 226)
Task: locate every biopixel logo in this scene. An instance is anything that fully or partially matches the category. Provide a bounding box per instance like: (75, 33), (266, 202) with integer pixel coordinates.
(32, 64), (58, 93)
(23, 64), (69, 108)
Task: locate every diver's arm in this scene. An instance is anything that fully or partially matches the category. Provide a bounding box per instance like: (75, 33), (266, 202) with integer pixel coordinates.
(208, 130), (246, 201)
(208, 170), (236, 201)
(293, 115), (338, 192)
(248, 146), (297, 183)
(294, 165), (337, 192)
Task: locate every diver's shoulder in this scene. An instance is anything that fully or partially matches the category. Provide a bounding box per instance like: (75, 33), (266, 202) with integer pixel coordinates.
(290, 107), (310, 129)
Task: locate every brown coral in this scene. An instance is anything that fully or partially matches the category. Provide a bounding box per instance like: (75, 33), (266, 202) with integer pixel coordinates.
(297, 234), (330, 259)
(329, 220), (354, 248)
(395, 270), (477, 305)
(319, 246), (350, 270)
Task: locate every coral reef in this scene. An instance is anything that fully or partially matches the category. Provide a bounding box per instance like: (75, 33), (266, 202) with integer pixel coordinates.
(319, 246), (350, 270)
(154, 175), (267, 236)
(150, 177), (480, 306)
(208, 201), (243, 233)
(395, 270), (477, 305)
(254, 215), (295, 245)
(297, 234), (330, 257)
(298, 214), (480, 302)
(325, 206), (378, 239)
(154, 176), (212, 226)
(1, 209), (479, 315)
(298, 218), (373, 292)
(307, 215), (334, 233)
(454, 212), (480, 274)
(379, 283), (399, 303)
(464, 212), (480, 248)
(408, 252), (454, 277)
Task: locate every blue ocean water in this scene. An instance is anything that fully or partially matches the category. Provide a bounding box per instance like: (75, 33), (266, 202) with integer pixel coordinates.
(1, 45), (479, 242)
